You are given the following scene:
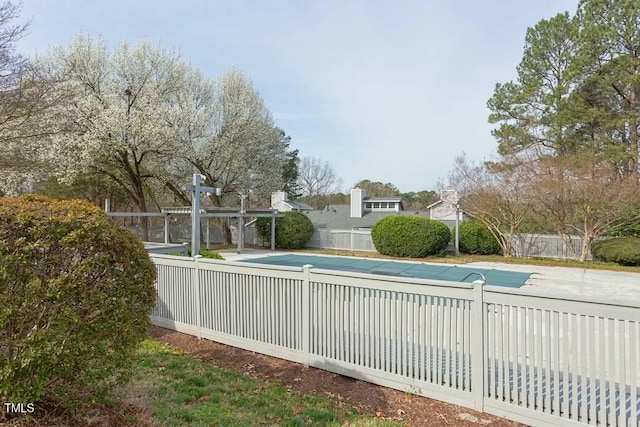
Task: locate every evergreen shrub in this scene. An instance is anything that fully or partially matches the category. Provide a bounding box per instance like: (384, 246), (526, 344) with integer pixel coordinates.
(256, 211), (314, 249)
(458, 221), (502, 255)
(0, 195), (157, 403)
(371, 216), (450, 258)
(591, 237), (640, 266)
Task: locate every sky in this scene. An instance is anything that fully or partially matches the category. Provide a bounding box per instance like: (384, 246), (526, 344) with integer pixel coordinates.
(17, 0), (579, 193)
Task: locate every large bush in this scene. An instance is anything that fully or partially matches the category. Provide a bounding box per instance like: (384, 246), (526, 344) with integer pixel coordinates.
(458, 221), (502, 255)
(371, 216), (451, 257)
(256, 211), (314, 249)
(591, 237), (640, 266)
(255, 216), (273, 246)
(0, 195), (157, 404)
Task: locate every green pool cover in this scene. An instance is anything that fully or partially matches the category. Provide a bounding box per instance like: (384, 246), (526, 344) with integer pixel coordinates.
(242, 254), (531, 288)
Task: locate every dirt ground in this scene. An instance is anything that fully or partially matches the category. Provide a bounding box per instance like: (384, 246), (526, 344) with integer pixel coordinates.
(151, 327), (523, 427)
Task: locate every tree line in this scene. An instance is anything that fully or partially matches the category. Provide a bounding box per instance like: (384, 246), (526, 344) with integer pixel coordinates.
(447, 0), (640, 260)
(0, 2), (440, 242)
(0, 3), (300, 242)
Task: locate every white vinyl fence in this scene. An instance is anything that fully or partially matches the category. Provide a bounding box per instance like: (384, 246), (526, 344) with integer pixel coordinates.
(150, 254), (640, 427)
(307, 229), (376, 252)
(308, 229), (595, 260)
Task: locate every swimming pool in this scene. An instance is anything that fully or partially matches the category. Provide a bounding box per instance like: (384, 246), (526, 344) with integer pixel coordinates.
(243, 254), (531, 288)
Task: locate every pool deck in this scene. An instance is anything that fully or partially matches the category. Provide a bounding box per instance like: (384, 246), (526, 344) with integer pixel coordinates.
(217, 250), (640, 303)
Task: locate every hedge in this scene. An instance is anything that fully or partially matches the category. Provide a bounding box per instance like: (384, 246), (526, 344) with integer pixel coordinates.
(0, 195), (157, 404)
(256, 211), (314, 249)
(591, 237), (640, 266)
(371, 216), (450, 258)
(458, 221), (502, 255)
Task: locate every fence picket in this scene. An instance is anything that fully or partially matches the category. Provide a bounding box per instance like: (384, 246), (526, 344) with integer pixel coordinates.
(149, 254), (640, 427)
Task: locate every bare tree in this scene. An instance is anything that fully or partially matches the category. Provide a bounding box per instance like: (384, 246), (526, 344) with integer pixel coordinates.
(297, 156), (341, 208)
(0, 1), (28, 92)
(448, 153), (531, 257)
(525, 154), (640, 261)
(0, 1), (36, 192)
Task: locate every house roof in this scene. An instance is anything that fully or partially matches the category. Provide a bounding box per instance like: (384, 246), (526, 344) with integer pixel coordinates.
(363, 197), (404, 209)
(283, 200), (313, 211)
(363, 197), (402, 202)
(427, 199), (456, 210)
(306, 205), (441, 229)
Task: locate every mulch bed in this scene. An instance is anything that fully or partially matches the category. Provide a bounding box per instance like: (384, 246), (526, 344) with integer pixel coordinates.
(151, 326), (523, 426)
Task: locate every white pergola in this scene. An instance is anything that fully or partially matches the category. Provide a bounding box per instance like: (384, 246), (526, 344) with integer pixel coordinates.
(160, 206), (280, 254)
(106, 175), (280, 255)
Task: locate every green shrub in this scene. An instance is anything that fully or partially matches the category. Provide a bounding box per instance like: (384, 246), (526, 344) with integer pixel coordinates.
(0, 195), (157, 404)
(591, 237), (640, 266)
(186, 249), (224, 259)
(278, 211), (314, 249)
(371, 216), (451, 258)
(255, 216), (273, 246)
(458, 221), (502, 255)
(256, 212), (314, 249)
(198, 249), (224, 259)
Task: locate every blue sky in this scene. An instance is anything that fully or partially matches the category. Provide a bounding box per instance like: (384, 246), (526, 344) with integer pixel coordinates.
(18, 0), (579, 193)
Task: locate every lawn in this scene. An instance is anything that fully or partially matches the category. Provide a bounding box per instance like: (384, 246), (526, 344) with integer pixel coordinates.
(121, 340), (400, 427)
(5, 339), (402, 426)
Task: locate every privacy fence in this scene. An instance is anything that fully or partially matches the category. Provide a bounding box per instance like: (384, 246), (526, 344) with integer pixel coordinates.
(150, 254), (639, 427)
(308, 229), (594, 260)
(129, 221), (592, 260)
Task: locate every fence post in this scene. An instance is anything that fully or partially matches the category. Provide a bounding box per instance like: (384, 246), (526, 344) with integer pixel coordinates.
(302, 264), (313, 367)
(471, 278), (485, 411)
(350, 230), (354, 252)
(194, 255), (203, 339)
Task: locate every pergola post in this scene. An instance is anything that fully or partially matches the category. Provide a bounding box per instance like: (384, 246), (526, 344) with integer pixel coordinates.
(271, 213), (276, 251)
(206, 218), (210, 250)
(188, 174), (221, 258)
(237, 195), (246, 254)
(191, 174), (202, 256)
(164, 214), (169, 244)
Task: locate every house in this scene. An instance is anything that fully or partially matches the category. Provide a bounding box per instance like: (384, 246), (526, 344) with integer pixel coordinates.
(425, 188), (464, 222)
(271, 187), (465, 230)
(270, 191), (313, 212)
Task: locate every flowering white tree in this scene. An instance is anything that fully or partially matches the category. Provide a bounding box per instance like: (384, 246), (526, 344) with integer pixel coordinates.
(162, 68), (289, 243)
(33, 37), (289, 243)
(33, 36), (193, 240)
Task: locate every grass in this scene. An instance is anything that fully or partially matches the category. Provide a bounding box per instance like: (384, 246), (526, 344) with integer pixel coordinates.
(119, 340), (400, 427)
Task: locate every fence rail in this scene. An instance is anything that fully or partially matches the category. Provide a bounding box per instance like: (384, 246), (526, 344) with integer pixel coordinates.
(150, 254), (640, 426)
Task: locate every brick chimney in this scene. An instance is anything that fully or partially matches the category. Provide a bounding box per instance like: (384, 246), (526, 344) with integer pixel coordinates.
(271, 191), (287, 208)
